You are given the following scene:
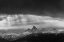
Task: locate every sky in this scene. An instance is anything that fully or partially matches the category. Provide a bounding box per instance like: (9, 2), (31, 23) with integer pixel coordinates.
(0, 0), (64, 30)
(0, 0), (64, 18)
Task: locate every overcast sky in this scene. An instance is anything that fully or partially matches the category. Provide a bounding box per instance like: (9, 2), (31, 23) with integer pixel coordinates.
(0, 0), (64, 18)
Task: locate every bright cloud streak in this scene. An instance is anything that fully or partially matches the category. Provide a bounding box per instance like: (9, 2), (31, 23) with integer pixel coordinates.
(25, 14), (64, 28)
(0, 14), (64, 30)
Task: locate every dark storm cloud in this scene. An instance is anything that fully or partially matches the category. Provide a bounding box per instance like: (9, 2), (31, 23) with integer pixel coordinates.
(0, 0), (64, 17)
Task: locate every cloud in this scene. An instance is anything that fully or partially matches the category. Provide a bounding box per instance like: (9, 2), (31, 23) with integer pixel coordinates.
(24, 14), (64, 28)
(0, 14), (64, 30)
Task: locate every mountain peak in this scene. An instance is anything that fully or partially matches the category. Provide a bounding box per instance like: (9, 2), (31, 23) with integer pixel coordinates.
(32, 26), (37, 30)
(25, 28), (31, 31)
